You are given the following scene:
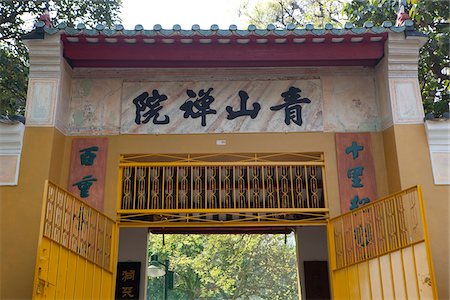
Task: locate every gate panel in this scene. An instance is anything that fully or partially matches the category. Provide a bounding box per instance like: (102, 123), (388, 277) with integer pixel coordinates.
(118, 153), (329, 226)
(33, 181), (117, 299)
(328, 186), (438, 299)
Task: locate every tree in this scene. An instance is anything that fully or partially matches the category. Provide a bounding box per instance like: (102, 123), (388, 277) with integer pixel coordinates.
(239, 0), (449, 117)
(344, 0), (449, 117)
(0, 0), (122, 116)
(147, 234), (299, 300)
(239, 0), (346, 28)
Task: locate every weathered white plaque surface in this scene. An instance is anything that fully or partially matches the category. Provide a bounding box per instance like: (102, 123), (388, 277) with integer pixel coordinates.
(120, 80), (323, 134)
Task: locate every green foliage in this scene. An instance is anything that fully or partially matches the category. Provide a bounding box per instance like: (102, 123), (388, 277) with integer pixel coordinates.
(0, 0), (122, 116)
(0, 48), (27, 115)
(344, 0), (449, 117)
(240, 0), (449, 117)
(239, 0), (346, 28)
(147, 234), (299, 300)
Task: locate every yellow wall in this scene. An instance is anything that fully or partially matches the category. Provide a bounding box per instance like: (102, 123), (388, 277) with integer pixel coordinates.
(383, 124), (450, 299)
(0, 127), (67, 299)
(3, 124), (448, 299)
(57, 132), (390, 220)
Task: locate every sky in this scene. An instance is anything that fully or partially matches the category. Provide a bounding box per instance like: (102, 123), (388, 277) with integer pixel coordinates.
(120, 0), (248, 30)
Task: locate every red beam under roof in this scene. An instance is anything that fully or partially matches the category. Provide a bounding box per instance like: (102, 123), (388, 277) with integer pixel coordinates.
(148, 227), (294, 234)
(61, 33), (387, 68)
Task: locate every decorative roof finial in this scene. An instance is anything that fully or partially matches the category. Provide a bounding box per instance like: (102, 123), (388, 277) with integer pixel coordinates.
(38, 0), (52, 28)
(395, 0), (411, 26)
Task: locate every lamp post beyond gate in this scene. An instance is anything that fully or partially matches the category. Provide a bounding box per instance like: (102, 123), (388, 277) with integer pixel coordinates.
(148, 254), (173, 300)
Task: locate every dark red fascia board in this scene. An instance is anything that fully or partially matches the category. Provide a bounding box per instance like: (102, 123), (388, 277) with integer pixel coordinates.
(62, 32), (387, 68)
(69, 58), (380, 68)
(148, 226), (294, 234)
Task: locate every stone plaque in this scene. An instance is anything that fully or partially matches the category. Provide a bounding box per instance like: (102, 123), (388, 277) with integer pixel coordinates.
(121, 79), (323, 134)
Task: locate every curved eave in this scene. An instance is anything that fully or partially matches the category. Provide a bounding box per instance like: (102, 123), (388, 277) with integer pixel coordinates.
(61, 32), (388, 68)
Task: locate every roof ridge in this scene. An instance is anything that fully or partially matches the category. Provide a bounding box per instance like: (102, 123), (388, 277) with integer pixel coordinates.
(23, 20), (425, 40)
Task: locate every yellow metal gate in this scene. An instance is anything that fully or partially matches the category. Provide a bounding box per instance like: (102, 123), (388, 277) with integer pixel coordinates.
(328, 186), (438, 299)
(117, 153), (329, 227)
(32, 181), (118, 299)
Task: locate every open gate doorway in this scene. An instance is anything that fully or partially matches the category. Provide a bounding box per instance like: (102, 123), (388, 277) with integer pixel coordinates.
(32, 153), (437, 299)
(115, 153), (330, 299)
(116, 226), (330, 300)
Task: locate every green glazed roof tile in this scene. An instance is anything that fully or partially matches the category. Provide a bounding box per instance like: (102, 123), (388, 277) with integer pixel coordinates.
(331, 28), (346, 35)
(371, 26), (385, 34)
(293, 28), (307, 35)
(103, 29), (117, 36)
(247, 24), (257, 31)
(198, 29), (212, 36)
(44, 27), (59, 35)
(363, 21), (374, 28)
(76, 23), (86, 30)
(255, 29), (268, 36)
(286, 24), (296, 31)
(351, 28), (366, 34)
(35, 21), (45, 28)
(180, 30), (193, 36)
(382, 21), (393, 28)
(29, 21), (426, 41)
(236, 30), (250, 36)
(56, 22), (67, 29)
(266, 24), (276, 31)
(84, 29), (98, 36)
(217, 30), (232, 36)
(123, 29), (136, 36)
(142, 30), (156, 36)
(390, 26), (405, 32)
(404, 19), (414, 27)
(312, 29), (326, 35)
(64, 27), (79, 35)
(159, 29), (173, 37)
(274, 29), (289, 36)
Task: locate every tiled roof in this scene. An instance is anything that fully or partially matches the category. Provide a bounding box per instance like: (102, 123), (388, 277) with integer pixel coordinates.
(31, 20), (418, 38)
(24, 20), (424, 68)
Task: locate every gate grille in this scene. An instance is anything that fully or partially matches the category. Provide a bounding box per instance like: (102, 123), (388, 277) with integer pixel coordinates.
(118, 153), (328, 226)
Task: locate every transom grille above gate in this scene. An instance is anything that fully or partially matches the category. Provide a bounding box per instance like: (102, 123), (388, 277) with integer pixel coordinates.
(118, 153), (328, 226)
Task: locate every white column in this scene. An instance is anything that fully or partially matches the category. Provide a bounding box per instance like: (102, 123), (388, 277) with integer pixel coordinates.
(376, 32), (427, 130)
(24, 33), (72, 133)
(0, 122), (25, 185)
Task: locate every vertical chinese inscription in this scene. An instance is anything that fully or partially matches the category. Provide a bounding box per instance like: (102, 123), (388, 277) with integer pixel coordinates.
(68, 138), (108, 211)
(335, 133), (377, 213)
(115, 262), (141, 300)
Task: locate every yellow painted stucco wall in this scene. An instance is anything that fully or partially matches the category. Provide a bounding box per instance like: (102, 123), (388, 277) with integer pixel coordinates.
(1, 127), (391, 299)
(0, 127), (67, 299)
(383, 124), (450, 299)
(1, 124), (448, 299)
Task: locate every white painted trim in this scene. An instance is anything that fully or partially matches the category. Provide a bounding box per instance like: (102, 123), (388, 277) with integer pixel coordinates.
(425, 120), (450, 185)
(0, 122), (25, 185)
